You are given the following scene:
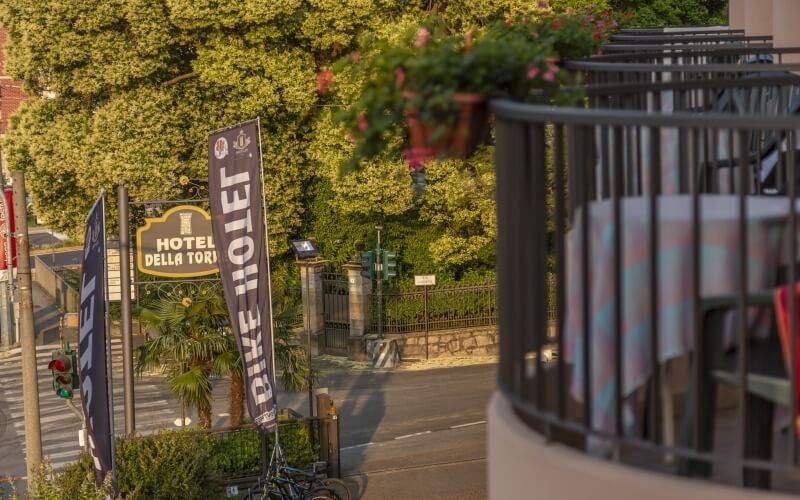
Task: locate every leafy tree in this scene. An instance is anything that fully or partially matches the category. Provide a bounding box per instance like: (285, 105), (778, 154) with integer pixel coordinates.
(0, 0), (564, 278)
(610, 0), (728, 27)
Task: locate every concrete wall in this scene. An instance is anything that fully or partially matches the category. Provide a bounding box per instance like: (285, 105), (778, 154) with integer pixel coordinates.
(32, 256), (79, 313)
(728, 0), (746, 30)
(772, 0), (800, 63)
(743, 0), (773, 36)
(385, 326), (498, 359)
(487, 392), (795, 500)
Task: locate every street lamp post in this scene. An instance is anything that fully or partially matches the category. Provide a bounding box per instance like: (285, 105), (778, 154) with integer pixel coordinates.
(375, 225), (383, 339)
(290, 239), (320, 420)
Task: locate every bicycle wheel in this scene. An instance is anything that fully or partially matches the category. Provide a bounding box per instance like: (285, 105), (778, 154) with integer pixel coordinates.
(307, 487), (338, 500)
(319, 479), (351, 500)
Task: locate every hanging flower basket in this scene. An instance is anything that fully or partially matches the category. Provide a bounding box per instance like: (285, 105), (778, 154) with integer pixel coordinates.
(403, 91), (490, 164)
(336, 7), (618, 173)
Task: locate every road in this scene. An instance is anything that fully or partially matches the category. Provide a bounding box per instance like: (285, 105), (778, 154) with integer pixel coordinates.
(226, 362), (495, 499)
(0, 342), (495, 499)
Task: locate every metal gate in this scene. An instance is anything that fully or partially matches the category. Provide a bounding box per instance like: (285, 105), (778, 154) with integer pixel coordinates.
(322, 273), (350, 355)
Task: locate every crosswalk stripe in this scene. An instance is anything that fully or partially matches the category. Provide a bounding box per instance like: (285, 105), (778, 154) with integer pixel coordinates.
(43, 440), (81, 452)
(44, 449), (81, 461)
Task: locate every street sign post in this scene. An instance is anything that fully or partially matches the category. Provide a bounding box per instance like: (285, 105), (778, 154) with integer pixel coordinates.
(414, 274), (436, 359)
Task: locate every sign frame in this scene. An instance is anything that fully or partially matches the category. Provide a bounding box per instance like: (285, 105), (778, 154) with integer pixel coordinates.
(135, 204), (218, 278)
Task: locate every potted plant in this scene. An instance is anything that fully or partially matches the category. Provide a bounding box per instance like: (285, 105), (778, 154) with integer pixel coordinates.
(336, 8), (618, 172)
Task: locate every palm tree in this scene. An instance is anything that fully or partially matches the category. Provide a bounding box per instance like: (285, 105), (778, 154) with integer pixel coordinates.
(136, 287), (313, 429)
(136, 290), (230, 429)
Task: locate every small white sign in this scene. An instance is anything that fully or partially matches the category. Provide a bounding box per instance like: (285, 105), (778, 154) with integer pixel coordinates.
(414, 274), (436, 286)
(226, 485), (239, 497)
(107, 246), (136, 302)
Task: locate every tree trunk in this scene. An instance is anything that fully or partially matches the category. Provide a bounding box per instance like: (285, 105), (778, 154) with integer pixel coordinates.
(229, 371), (245, 427)
(199, 403), (212, 429)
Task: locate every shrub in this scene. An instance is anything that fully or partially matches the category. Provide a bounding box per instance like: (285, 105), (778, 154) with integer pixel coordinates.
(28, 457), (108, 500)
(115, 430), (213, 500)
(207, 423), (320, 478)
(29, 423), (319, 500)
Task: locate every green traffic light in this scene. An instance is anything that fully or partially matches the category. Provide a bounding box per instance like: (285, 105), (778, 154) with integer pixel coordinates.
(48, 345), (79, 399)
(382, 250), (398, 280)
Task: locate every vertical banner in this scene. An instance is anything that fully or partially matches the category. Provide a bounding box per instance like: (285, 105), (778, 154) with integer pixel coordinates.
(0, 189), (16, 273)
(208, 120), (277, 431)
(78, 195), (113, 486)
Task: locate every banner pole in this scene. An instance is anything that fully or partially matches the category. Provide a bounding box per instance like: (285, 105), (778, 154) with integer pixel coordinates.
(255, 117), (279, 420)
(101, 192), (117, 480)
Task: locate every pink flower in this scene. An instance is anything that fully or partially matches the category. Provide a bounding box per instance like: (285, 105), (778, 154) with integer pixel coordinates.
(543, 63), (559, 82)
(395, 67), (406, 88)
(357, 113), (369, 132)
(526, 64), (540, 80)
(414, 28), (430, 48)
(583, 15), (596, 25)
(536, 0), (549, 8)
(316, 69), (334, 95)
(350, 51), (362, 62)
(551, 18), (563, 30)
(404, 148), (432, 170)
(596, 20), (607, 29)
(593, 30), (603, 40)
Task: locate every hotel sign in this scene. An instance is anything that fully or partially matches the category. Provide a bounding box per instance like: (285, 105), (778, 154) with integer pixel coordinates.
(136, 205), (218, 278)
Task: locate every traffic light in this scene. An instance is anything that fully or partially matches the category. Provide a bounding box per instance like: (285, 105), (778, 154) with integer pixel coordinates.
(48, 343), (78, 399)
(360, 251), (376, 280)
(382, 251), (398, 280)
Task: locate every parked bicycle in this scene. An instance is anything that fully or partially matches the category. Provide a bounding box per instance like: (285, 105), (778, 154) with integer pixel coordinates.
(245, 429), (351, 500)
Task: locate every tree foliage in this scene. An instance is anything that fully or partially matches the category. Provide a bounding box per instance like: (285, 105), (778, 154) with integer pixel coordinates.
(0, 0), (537, 278)
(610, 0), (728, 27)
(0, 0), (631, 278)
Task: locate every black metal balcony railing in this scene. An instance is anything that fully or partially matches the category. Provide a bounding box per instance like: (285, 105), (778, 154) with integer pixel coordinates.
(594, 45), (800, 64)
(495, 32), (800, 494)
(603, 31), (773, 54)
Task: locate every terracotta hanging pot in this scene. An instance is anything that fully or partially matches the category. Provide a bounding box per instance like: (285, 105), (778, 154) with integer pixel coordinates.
(402, 91), (489, 164)
(449, 92), (490, 157)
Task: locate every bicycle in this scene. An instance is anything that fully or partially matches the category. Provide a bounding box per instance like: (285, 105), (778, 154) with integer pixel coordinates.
(244, 426), (351, 500)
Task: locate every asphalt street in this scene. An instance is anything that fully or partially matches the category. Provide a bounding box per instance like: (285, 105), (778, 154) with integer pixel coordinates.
(0, 343), (495, 499)
(2, 249), (496, 498)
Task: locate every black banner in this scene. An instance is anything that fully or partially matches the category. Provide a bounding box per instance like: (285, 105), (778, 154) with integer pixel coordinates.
(208, 120), (277, 431)
(77, 195), (113, 486)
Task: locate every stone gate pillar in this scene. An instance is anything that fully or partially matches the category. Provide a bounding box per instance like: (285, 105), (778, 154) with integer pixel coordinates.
(343, 261), (372, 360)
(298, 259), (326, 356)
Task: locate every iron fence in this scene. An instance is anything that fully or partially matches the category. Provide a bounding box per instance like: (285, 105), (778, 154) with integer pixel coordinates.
(370, 281), (498, 335)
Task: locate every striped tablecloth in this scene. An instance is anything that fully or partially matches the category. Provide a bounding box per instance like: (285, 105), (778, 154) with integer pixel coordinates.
(564, 194), (800, 445)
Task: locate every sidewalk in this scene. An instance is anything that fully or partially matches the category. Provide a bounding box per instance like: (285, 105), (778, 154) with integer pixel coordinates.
(315, 353), (498, 373)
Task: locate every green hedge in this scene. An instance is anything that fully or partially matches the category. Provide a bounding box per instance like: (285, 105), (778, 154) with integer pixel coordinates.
(31, 424), (318, 500)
